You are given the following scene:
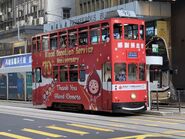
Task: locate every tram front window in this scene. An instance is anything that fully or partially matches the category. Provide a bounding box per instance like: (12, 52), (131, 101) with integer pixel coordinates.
(124, 24), (138, 40)
(139, 64), (145, 81)
(114, 63), (126, 82)
(113, 23), (122, 39)
(128, 63), (137, 81)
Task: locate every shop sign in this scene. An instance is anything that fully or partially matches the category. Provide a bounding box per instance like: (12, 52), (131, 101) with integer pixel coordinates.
(152, 44), (159, 53)
(0, 53), (32, 68)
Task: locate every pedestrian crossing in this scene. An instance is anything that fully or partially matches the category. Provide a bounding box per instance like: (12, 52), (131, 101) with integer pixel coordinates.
(67, 123), (114, 132)
(0, 119), (184, 139)
(22, 128), (63, 138)
(0, 123), (115, 139)
(47, 125), (89, 135)
(0, 132), (32, 139)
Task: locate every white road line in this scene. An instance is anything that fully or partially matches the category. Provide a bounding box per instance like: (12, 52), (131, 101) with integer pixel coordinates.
(23, 118), (35, 122)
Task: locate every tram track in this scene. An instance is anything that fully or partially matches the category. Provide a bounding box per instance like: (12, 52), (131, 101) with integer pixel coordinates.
(0, 105), (185, 138)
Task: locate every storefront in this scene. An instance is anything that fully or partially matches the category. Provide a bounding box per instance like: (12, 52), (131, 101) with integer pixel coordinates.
(0, 53), (32, 101)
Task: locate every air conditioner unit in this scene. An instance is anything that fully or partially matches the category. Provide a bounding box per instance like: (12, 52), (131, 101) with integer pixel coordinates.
(16, 21), (20, 27)
(6, 26), (9, 30)
(28, 17), (32, 25)
(32, 1), (38, 6)
(8, 8), (12, 12)
(20, 20), (25, 26)
(39, 17), (44, 24)
(33, 18), (37, 25)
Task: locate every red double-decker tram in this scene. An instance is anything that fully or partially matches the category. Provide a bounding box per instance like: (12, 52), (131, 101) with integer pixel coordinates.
(32, 18), (147, 113)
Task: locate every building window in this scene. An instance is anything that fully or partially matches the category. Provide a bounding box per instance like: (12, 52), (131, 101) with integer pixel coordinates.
(96, 0), (100, 10)
(120, 0), (124, 4)
(63, 8), (71, 19)
(84, 3), (87, 13)
(80, 4), (83, 14)
(92, 0), (95, 11)
(88, 1), (91, 12)
(101, 0), (104, 9)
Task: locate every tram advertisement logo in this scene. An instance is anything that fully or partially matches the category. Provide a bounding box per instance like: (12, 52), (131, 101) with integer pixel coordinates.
(45, 47), (94, 58)
(54, 84), (81, 101)
(42, 61), (52, 76)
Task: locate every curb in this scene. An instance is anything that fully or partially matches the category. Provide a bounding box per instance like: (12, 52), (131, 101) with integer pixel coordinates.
(145, 110), (185, 116)
(0, 100), (32, 104)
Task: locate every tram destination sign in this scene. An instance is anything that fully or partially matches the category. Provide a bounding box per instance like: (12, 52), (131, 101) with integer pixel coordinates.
(128, 52), (138, 58)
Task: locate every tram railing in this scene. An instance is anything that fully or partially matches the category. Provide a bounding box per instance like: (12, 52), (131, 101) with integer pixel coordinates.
(176, 88), (185, 112)
(151, 88), (185, 112)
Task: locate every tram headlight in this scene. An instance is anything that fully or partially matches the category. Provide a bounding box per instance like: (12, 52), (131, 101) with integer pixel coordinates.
(131, 93), (137, 100)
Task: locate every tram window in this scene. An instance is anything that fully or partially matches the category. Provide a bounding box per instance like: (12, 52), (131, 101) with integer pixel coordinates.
(69, 29), (77, 48)
(50, 33), (57, 50)
(53, 66), (58, 81)
(114, 63), (126, 82)
(124, 24), (138, 40)
(139, 64), (145, 81)
(90, 24), (100, 44)
(80, 64), (86, 82)
(69, 65), (78, 82)
(113, 23), (122, 39)
(42, 35), (49, 51)
(90, 29), (100, 44)
(32, 39), (37, 53)
(128, 63), (137, 81)
(102, 23), (110, 43)
(79, 27), (88, 45)
(37, 37), (41, 52)
(60, 65), (68, 82)
(103, 63), (111, 82)
(35, 67), (42, 83)
(140, 25), (144, 40)
(79, 32), (88, 45)
(59, 31), (67, 48)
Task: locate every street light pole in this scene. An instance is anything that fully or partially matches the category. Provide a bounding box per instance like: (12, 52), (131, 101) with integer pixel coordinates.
(17, 21), (20, 41)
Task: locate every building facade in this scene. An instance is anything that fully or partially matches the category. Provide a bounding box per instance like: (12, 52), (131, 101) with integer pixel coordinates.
(171, 0), (185, 89)
(0, 0), (76, 56)
(76, 0), (173, 15)
(0, 0), (76, 101)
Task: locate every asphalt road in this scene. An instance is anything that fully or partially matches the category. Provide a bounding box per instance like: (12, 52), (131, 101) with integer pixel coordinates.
(0, 103), (185, 139)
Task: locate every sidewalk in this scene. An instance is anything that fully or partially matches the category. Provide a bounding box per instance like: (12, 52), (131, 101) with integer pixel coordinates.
(1, 100), (185, 116)
(145, 105), (185, 116)
(0, 100), (33, 108)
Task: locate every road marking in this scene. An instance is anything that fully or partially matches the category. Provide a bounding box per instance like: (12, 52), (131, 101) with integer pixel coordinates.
(162, 130), (185, 136)
(111, 120), (157, 127)
(144, 116), (183, 123)
(67, 123), (114, 132)
(23, 118), (35, 122)
(163, 130), (185, 134)
(109, 133), (169, 139)
(0, 132), (32, 139)
(132, 118), (177, 125)
(107, 124), (125, 128)
(142, 123), (158, 127)
(22, 128), (62, 138)
(47, 125), (89, 135)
